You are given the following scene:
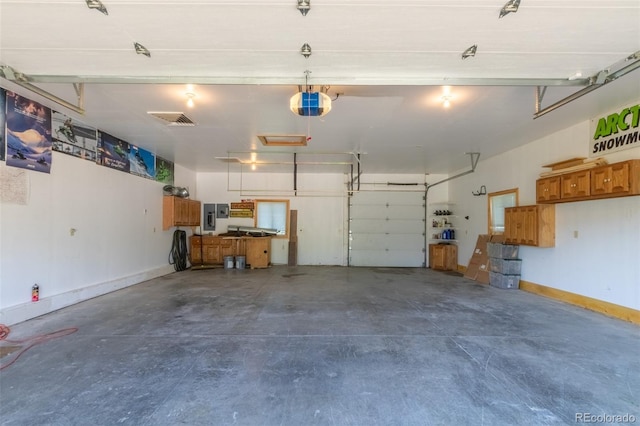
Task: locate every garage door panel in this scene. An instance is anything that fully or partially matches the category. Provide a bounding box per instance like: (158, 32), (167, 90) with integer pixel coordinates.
(349, 191), (425, 267)
(350, 233), (424, 250)
(349, 219), (424, 234)
(350, 204), (424, 220)
(349, 249), (424, 267)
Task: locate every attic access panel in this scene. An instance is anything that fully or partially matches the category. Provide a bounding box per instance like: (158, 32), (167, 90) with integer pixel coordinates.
(257, 135), (307, 147)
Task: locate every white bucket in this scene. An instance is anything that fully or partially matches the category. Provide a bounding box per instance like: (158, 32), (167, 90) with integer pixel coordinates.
(235, 255), (246, 270)
(224, 256), (234, 269)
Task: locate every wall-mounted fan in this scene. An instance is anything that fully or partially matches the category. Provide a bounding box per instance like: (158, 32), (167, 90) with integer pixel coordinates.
(163, 185), (189, 198)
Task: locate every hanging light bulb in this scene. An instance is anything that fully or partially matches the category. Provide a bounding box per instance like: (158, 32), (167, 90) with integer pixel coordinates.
(185, 85), (196, 108)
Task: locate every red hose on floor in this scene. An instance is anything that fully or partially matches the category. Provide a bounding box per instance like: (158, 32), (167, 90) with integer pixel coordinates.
(0, 323), (78, 371)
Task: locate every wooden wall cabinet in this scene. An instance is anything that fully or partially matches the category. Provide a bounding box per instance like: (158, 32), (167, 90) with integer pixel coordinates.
(504, 204), (555, 247)
(591, 161), (639, 197)
(537, 159), (640, 204)
(560, 170), (590, 200)
(429, 244), (458, 271)
(163, 196), (201, 230)
(536, 176), (561, 203)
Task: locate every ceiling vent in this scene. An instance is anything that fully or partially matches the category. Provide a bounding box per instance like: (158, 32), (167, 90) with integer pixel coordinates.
(147, 111), (196, 126)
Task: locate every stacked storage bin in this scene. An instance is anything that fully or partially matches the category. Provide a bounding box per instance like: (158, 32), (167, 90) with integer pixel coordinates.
(487, 242), (521, 289)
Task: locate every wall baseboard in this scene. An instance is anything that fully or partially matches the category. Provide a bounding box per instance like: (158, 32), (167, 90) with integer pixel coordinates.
(519, 280), (640, 325)
(0, 265), (175, 326)
(457, 264), (467, 273)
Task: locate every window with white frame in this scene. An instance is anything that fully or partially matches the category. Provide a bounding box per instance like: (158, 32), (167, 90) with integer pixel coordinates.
(255, 199), (289, 238)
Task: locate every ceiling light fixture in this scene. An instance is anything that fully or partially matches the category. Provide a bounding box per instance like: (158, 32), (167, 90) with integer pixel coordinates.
(461, 45), (477, 60)
(85, 0), (108, 15)
(499, 0), (520, 18)
(301, 43), (312, 58)
(185, 85), (196, 107)
(186, 93), (195, 108)
(297, 0), (310, 16)
(134, 42), (151, 57)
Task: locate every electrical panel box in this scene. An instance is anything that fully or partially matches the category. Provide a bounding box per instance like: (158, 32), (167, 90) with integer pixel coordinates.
(203, 203), (216, 231)
(216, 203), (229, 219)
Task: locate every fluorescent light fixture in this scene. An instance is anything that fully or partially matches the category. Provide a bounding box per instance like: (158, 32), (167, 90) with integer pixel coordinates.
(134, 42), (151, 57)
(297, 0), (310, 16)
(499, 0), (520, 18)
(461, 45), (477, 60)
(86, 0), (108, 15)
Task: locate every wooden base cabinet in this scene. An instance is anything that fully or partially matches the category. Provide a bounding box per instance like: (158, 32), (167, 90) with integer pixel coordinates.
(429, 244), (458, 271)
(163, 196), (201, 230)
(190, 236), (233, 265)
(245, 237), (272, 269)
(504, 204), (555, 247)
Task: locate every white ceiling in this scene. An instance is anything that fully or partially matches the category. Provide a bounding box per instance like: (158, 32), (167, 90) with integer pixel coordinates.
(1, 0), (639, 174)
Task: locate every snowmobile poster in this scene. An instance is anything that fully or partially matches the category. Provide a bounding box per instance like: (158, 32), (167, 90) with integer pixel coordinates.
(52, 111), (98, 162)
(97, 130), (130, 173)
(155, 156), (174, 185)
(129, 144), (156, 180)
(5, 92), (52, 174)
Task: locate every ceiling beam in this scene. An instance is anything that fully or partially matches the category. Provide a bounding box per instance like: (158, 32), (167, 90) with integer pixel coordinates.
(7, 73), (591, 87)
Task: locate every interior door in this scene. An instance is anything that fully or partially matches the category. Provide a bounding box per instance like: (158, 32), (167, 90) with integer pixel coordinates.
(349, 191), (425, 267)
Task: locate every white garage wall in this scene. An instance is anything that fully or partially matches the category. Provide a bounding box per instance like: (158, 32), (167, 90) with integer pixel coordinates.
(196, 172), (347, 265)
(0, 153), (197, 325)
(449, 121), (640, 310)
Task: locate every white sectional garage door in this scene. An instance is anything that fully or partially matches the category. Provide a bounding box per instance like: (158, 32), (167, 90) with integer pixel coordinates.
(349, 191), (425, 267)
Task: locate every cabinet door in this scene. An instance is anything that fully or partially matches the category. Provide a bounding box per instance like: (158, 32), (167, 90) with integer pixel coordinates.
(188, 200), (201, 226)
(610, 162), (631, 194)
(429, 245), (446, 270)
(504, 208), (518, 244)
(190, 237), (202, 264)
(561, 171), (590, 199)
(444, 245), (458, 271)
(536, 177), (561, 202)
(246, 238), (271, 268)
(176, 198), (190, 225)
(522, 206), (539, 246)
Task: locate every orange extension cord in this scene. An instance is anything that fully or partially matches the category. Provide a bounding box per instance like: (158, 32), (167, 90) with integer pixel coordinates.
(0, 323), (78, 371)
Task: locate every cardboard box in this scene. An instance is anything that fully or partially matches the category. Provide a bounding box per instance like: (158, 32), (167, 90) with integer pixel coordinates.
(464, 234), (490, 283)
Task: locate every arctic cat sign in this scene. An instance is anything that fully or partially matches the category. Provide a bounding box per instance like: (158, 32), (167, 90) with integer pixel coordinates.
(590, 102), (640, 157)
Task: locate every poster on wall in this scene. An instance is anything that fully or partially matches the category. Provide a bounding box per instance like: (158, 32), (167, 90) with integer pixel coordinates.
(129, 144), (156, 180)
(155, 155), (174, 185)
(589, 101), (640, 157)
(5, 92), (52, 173)
(0, 88), (5, 161)
(97, 130), (130, 172)
(52, 111), (98, 162)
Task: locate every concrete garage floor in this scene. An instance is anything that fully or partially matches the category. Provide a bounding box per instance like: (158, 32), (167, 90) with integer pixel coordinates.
(1, 266), (638, 425)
